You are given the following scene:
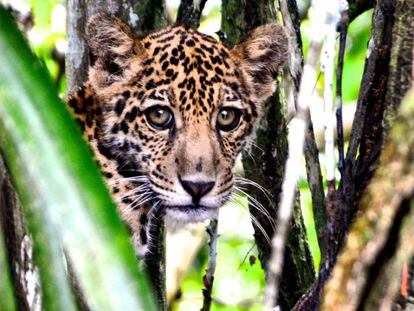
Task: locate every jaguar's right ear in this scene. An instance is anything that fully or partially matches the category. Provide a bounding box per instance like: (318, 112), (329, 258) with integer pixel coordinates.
(232, 23), (289, 103)
(86, 13), (145, 92)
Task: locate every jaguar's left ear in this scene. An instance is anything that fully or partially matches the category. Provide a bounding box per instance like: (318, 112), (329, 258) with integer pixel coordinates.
(232, 23), (289, 103)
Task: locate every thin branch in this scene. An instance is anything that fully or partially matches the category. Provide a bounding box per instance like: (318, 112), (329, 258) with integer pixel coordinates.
(265, 1), (342, 307)
(65, 250), (90, 311)
(321, 7), (338, 219)
(237, 244), (256, 271)
(336, 7), (349, 179)
(348, 0), (375, 22)
(322, 7), (342, 270)
(201, 219), (218, 311)
(280, 0), (327, 255)
(265, 41), (321, 308)
(343, 2), (391, 175)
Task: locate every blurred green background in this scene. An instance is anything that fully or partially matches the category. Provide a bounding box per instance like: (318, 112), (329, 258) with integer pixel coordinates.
(1, 0), (372, 309)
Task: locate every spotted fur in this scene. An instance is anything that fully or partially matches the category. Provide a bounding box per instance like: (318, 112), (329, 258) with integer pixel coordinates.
(67, 13), (288, 256)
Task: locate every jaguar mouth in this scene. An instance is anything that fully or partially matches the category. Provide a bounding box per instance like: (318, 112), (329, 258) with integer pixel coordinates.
(168, 204), (215, 212)
(164, 203), (219, 225)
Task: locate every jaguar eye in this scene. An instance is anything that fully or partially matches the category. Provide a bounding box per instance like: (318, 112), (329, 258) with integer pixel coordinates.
(217, 108), (243, 132)
(145, 106), (174, 130)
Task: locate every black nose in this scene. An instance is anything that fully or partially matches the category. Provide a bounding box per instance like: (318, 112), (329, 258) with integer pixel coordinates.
(180, 179), (215, 205)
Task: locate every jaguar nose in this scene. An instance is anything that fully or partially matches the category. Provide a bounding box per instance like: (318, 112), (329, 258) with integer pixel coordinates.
(180, 179), (215, 205)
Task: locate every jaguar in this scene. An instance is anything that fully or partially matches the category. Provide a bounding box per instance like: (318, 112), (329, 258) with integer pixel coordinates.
(67, 13), (288, 256)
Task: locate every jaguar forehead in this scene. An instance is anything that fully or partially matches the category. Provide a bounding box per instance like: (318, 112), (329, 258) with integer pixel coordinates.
(137, 26), (252, 122)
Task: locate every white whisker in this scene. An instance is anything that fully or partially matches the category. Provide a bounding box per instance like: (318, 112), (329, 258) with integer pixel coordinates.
(233, 186), (276, 230)
(229, 193), (272, 245)
(235, 176), (273, 203)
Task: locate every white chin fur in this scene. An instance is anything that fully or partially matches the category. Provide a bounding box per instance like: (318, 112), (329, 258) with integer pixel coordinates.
(164, 207), (218, 229)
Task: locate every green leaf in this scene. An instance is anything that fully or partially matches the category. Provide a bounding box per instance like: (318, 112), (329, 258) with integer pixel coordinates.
(0, 6), (155, 310)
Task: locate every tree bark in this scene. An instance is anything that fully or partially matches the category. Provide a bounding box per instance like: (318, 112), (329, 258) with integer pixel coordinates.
(176, 0), (207, 29)
(222, 1), (315, 309)
(66, 0), (88, 94)
(0, 153), (42, 311)
(384, 0), (414, 127)
(321, 89), (414, 310)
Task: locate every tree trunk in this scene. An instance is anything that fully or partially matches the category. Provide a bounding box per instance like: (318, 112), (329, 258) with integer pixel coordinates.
(384, 0), (414, 126)
(321, 89), (414, 310)
(222, 1), (315, 309)
(66, 0), (167, 93)
(176, 0), (207, 29)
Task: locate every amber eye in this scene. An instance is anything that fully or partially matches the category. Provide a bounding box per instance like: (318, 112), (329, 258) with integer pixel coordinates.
(216, 108), (243, 132)
(145, 106), (174, 130)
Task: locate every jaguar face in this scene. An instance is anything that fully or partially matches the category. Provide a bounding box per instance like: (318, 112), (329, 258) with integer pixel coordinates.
(85, 14), (288, 224)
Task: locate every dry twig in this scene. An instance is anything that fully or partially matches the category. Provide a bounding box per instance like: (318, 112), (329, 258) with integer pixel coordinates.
(201, 219), (219, 311)
(336, 5), (349, 178)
